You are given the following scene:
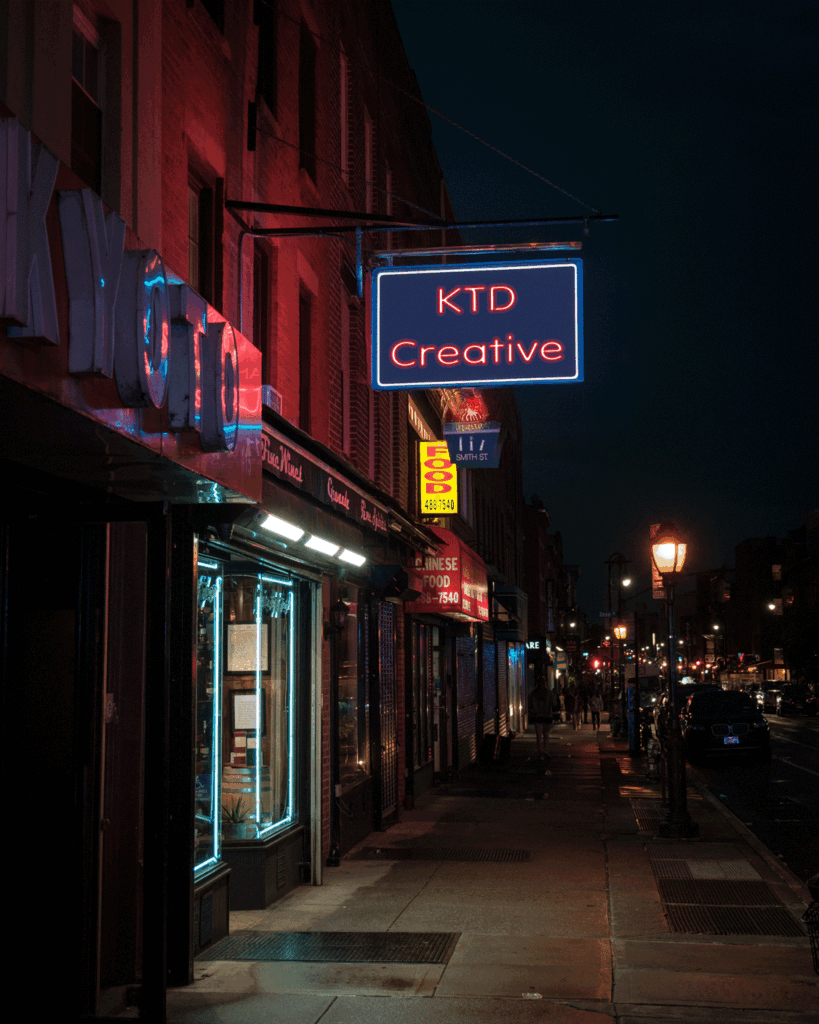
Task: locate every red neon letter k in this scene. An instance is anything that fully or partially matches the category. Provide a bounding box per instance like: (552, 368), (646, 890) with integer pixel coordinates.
(437, 287), (463, 314)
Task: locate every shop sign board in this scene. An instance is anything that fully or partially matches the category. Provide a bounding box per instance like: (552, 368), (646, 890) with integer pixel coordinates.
(443, 421), (503, 467)
(259, 425), (390, 535)
(371, 259), (583, 390)
(404, 526), (488, 620)
(419, 441), (458, 515)
(1, 119), (259, 490)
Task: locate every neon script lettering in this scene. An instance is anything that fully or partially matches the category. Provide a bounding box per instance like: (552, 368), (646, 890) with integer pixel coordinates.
(390, 337), (564, 368)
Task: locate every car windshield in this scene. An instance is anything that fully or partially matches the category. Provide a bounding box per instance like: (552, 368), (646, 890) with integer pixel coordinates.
(688, 691), (755, 714)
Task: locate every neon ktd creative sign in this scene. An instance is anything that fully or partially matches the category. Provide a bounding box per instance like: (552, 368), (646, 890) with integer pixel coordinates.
(1, 118), (240, 452)
(371, 259), (583, 390)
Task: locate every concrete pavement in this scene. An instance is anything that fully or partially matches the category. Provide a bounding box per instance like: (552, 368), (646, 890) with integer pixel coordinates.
(166, 721), (817, 1023)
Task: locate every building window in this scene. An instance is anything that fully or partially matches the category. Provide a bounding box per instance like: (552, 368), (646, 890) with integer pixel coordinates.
(188, 176), (222, 307)
(298, 291), (312, 432)
(71, 11), (102, 193)
(299, 21), (317, 181)
(339, 46), (349, 188)
(255, 0), (277, 116)
(253, 244), (270, 384)
(364, 109), (374, 212)
(341, 300), (351, 454)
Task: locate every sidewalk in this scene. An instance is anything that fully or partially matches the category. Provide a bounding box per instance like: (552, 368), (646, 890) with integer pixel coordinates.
(167, 721), (817, 1023)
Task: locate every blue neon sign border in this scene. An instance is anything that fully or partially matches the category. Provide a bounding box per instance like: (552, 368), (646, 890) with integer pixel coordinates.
(371, 258), (583, 390)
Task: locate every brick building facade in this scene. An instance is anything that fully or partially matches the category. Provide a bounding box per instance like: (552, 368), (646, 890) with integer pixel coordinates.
(1, 0), (531, 1017)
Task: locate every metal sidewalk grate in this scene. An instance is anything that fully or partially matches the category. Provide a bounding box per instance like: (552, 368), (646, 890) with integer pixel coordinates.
(648, 842), (745, 860)
(351, 846), (530, 862)
(197, 930), (461, 963)
(658, 878), (779, 906)
(630, 797), (665, 831)
(652, 858), (761, 880)
(665, 905), (805, 937)
(646, 845), (806, 937)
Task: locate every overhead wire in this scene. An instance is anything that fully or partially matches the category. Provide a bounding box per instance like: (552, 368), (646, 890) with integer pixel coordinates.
(259, 0), (603, 217)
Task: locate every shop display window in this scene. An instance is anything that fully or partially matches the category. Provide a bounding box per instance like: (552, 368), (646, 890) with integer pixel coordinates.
(194, 561), (298, 879)
(222, 573), (295, 840)
(195, 563), (222, 876)
(337, 593), (370, 789)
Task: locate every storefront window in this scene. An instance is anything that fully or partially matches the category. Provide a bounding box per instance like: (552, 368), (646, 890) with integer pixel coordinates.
(195, 563), (222, 875)
(222, 573), (295, 839)
(338, 593), (369, 789)
(194, 561), (300, 876)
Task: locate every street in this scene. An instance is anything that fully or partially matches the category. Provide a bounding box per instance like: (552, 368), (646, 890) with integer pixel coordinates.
(691, 716), (819, 885)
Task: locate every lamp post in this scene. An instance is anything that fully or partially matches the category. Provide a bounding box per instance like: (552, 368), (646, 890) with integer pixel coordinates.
(613, 621), (631, 748)
(605, 552), (631, 719)
(651, 522), (698, 839)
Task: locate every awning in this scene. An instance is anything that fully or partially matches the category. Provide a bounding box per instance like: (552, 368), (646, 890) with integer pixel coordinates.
(404, 526), (488, 621)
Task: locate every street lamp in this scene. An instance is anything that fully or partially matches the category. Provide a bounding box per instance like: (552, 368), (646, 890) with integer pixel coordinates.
(651, 522), (698, 839)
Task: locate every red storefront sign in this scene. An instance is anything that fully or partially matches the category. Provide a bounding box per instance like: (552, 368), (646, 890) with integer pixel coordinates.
(404, 526), (488, 621)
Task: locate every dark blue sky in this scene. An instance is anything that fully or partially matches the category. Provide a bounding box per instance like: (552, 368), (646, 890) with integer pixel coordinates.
(390, 0), (819, 613)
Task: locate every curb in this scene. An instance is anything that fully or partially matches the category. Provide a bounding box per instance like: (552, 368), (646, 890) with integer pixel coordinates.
(687, 765), (812, 906)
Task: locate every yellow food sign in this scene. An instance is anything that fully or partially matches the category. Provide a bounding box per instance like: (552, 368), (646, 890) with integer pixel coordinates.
(419, 442), (458, 515)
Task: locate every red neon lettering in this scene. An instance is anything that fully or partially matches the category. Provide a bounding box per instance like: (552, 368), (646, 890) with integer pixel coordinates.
(437, 346), (459, 365)
(489, 285), (516, 312)
(424, 458), (451, 469)
(541, 340), (564, 361)
(490, 338), (504, 362)
(463, 285), (485, 312)
(463, 344), (486, 364)
(419, 345), (435, 365)
(426, 483), (452, 493)
(516, 341), (538, 362)
(424, 470), (452, 481)
(390, 340), (416, 367)
(437, 287), (463, 314)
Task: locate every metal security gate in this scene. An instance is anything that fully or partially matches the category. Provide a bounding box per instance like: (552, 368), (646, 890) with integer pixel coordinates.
(378, 601), (398, 820)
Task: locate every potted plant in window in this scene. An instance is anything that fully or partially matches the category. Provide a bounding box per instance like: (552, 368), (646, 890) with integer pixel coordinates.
(221, 796), (254, 840)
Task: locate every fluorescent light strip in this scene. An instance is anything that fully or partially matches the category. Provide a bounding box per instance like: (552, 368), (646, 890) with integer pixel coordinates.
(338, 548), (366, 567)
(304, 534), (340, 557)
(259, 513), (304, 542)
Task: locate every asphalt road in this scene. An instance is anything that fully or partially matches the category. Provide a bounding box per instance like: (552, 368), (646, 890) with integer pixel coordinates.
(691, 715), (819, 885)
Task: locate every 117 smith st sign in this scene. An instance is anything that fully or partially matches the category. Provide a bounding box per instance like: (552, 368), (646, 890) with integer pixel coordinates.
(371, 260), (583, 390)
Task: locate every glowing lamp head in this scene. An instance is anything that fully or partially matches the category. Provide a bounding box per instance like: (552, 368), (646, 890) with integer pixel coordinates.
(613, 624), (627, 641)
(651, 521), (687, 580)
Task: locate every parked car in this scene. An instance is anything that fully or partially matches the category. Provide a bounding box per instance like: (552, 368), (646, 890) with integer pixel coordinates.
(761, 686), (783, 712)
(681, 689), (771, 763)
(775, 683), (818, 716)
(652, 683), (722, 737)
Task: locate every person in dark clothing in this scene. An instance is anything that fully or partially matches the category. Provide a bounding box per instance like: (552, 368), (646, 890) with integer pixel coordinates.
(527, 676), (555, 758)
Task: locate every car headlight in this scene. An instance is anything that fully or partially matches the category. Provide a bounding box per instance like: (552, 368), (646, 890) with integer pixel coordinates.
(751, 720), (768, 729)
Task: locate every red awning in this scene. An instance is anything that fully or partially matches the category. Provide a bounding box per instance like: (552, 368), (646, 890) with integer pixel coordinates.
(404, 526), (488, 621)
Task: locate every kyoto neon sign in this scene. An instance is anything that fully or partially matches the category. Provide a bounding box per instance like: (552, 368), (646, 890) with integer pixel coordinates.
(1, 118), (240, 453)
(371, 260), (583, 390)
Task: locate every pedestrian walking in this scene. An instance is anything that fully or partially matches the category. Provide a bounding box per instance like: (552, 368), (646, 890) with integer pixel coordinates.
(568, 687), (582, 730)
(590, 688), (603, 730)
(527, 675), (555, 758)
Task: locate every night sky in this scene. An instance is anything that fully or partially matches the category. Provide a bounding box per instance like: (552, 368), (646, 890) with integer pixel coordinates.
(390, 0), (819, 614)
